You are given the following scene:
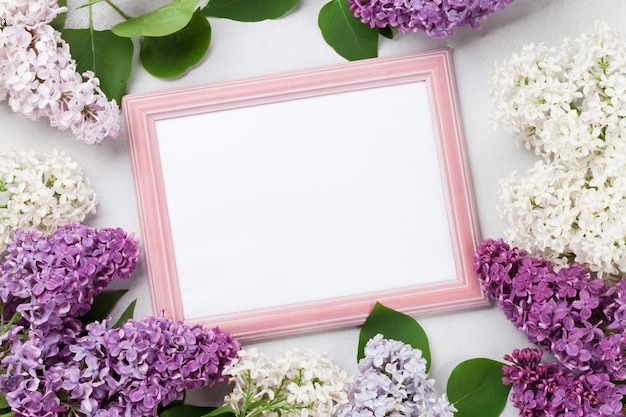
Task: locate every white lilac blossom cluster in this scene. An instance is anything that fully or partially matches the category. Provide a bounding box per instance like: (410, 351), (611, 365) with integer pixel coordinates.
(0, 223), (241, 416)
(490, 22), (626, 281)
(0, 149), (97, 252)
(347, 0), (514, 38)
(223, 348), (350, 417)
(335, 334), (456, 417)
(0, 0), (120, 144)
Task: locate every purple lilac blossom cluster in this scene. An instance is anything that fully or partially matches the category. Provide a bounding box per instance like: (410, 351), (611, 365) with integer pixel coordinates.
(335, 334), (456, 417)
(0, 0), (121, 144)
(0, 223), (241, 417)
(503, 348), (626, 417)
(475, 238), (626, 415)
(347, 0), (514, 38)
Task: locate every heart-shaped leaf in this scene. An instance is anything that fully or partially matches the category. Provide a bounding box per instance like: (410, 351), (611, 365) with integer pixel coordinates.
(140, 8), (211, 79)
(358, 302), (431, 370)
(112, 0), (200, 37)
(202, 0), (299, 22)
(61, 28), (133, 102)
(318, 0), (378, 61)
(447, 358), (512, 417)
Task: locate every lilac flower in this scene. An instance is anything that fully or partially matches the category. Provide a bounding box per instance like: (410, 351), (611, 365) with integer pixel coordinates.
(0, 223), (139, 332)
(0, 1), (120, 143)
(0, 316), (240, 417)
(503, 348), (626, 417)
(347, 0), (514, 38)
(335, 334), (455, 417)
(474, 238), (626, 381)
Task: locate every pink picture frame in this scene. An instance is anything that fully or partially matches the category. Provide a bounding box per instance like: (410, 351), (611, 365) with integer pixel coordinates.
(123, 48), (486, 341)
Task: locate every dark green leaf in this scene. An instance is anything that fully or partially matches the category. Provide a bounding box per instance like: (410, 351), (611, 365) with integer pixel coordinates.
(140, 9), (211, 79)
(112, 299), (137, 328)
(318, 0), (378, 61)
(0, 391), (8, 409)
(51, 0), (67, 30)
(201, 406), (237, 417)
(61, 29), (133, 102)
(159, 405), (217, 417)
(80, 289), (128, 324)
(112, 0), (200, 37)
(202, 0), (298, 22)
(358, 302), (431, 370)
(447, 358), (511, 417)
(379, 25), (397, 39)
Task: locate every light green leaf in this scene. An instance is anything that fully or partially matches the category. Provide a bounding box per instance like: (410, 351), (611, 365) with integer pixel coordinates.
(61, 28), (133, 102)
(358, 302), (431, 370)
(80, 289), (128, 324)
(318, 0), (378, 61)
(112, 0), (201, 37)
(140, 8), (211, 79)
(447, 358), (511, 417)
(51, 0), (67, 30)
(202, 0), (298, 22)
(112, 299), (137, 328)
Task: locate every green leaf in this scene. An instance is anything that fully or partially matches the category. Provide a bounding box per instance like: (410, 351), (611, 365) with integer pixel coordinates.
(201, 406), (237, 417)
(447, 358), (512, 417)
(112, 0), (201, 37)
(0, 391), (8, 409)
(51, 0), (67, 30)
(80, 289), (128, 324)
(61, 29), (133, 102)
(112, 299), (137, 328)
(202, 0), (298, 22)
(140, 9), (211, 79)
(159, 405), (218, 417)
(318, 0), (378, 61)
(379, 25), (397, 39)
(358, 302), (431, 370)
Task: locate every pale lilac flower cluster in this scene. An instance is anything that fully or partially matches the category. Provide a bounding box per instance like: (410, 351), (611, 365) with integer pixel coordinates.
(474, 238), (626, 380)
(502, 348), (626, 417)
(491, 22), (626, 281)
(224, 348), (349, 417)
(0, 223), (241, 416)
(0, 0), (121, 144)
(347, 0), (514, 38)
(335, 334), (455, 417)
(0, 149), (97, 252)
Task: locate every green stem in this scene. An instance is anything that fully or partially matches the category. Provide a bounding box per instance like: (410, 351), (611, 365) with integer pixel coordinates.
(1, 312), (21, 335)
(104, 0), (132, 20)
